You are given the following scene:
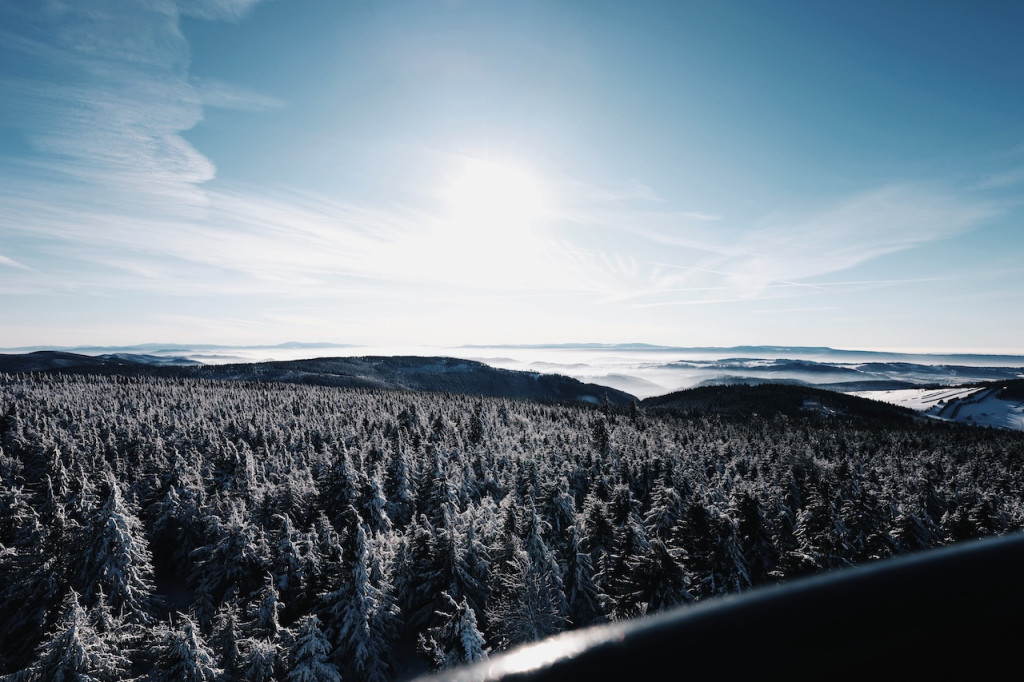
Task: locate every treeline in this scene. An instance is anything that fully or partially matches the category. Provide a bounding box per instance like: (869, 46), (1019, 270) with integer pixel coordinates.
(1, 373), (1023, 680)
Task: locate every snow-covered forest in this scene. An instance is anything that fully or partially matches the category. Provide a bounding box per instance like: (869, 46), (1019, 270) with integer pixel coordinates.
(2, 372), (1023, 680)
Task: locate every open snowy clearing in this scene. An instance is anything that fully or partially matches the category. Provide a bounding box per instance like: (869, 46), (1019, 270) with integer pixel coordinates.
(852, 387), (1024, 431)
(852, 387), (982, 411)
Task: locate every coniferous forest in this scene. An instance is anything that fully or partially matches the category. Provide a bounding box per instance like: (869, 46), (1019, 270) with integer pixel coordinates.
(2, 372), (1024, 680)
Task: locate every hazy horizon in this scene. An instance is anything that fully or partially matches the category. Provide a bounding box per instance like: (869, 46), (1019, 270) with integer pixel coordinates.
(7, 340), (1024, 358)
(6, 341), (1023, 400)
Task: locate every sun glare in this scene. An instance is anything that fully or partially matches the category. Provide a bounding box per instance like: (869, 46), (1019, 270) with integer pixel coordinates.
(392, 155), (556, 289)
(443, 157), (546, 233)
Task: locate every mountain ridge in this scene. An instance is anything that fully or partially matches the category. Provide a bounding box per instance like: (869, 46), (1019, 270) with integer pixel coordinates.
(0, 351), (635, 406)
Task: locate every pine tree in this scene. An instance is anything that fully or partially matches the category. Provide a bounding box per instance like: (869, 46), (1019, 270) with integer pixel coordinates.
(418, 593), (488, 670)
(838, 480), (894, 563)
(272, 513), (306, 608)
(151, 613), (222, 682)
(323, 519), (398, 682)
(249, 575), (286, 642)
(467, 402), (486, 446)
(191, 500), (269, 629)
(486, 529), (568, 650)
(359, 470), (393, 536)
(76, 473), (155, 625)
(601, 509), (651, 619)
(523, 506), (569, 621)
(241, 637), (284, 682)
(562, 524), (603, 628)
(13, 590), (130, 682)
(580, 492), (615, 586)
(212, 601), (244, 681)
(892, 498), (940, 553)
(787, 486), (852, 576)
(678, 499), (749, 599)
(735, 491), (779, 586)
(286, 614), (341, 682)
(630, 537), (691, 615)
(321, 444), (362, 528)
(642, 476), (686, 545)
(538, 477), (576, 557)
(384, 431), (415, 529)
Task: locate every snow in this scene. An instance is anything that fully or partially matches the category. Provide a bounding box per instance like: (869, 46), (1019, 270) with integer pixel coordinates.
(852, 387), (1024, 431)
(852, 387), (982, 411)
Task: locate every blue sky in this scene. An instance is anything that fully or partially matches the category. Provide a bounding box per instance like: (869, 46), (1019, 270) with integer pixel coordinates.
(2, 0), (1023, 351)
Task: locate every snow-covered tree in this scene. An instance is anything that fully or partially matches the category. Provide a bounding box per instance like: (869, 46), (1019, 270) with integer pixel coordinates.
(150, 613), (222, 682)
(191, 499), (269, 628)
(359, 470), (393, 536)
(323, 517), (398, 682)
(486, 531), (567, 650)
(241, 637), (284, 682)
(286, 614), (341, 682)
(13, 590), (130, 682)
(212, 601), (244, 681)
(419, 593), (488, 670)
(735, 490), (779, 586)
(249, 574), (286, 642)
(562, 524), (603, 628)
(630, 537), (691, 615)
(787, 486), (852, 576)
(272, 513), (306, 605)
(76, 473), (155, 625)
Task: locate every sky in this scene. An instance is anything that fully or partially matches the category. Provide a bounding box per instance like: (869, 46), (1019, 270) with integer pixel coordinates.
(2, 0), (1023, 352)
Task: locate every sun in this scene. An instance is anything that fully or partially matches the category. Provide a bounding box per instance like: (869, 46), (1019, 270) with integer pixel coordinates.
(399, 154), (555, 288)
(442, 157), (546, 234)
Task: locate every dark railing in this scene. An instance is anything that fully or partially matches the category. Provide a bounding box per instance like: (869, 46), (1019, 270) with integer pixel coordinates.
(416, 532), (1024, 680)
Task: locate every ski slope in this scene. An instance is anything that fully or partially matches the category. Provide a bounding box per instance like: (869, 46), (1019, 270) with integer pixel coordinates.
(852, 387), (1024, 431)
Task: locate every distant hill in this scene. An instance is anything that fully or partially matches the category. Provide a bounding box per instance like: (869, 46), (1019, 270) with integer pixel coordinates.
(998, 379), (1024, 401)
(0, 351), (114, 373)
(0, 351), (199, 372)
(188, 356), (636, 405)
(0, 351), (635, 406)
(640, 383), (920, 423)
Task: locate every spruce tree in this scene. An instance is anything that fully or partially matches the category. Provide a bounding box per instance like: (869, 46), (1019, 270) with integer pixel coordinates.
(324, 519), (398, 682)
(241, 637), (284, 682)
(419, 593), (488, 670)
(14, 590), (130, 682)
(286, 614), (341, 682)
(76, 473), (155, 626)
(562, 524), (604, 628)
(151, 614), (222, 682)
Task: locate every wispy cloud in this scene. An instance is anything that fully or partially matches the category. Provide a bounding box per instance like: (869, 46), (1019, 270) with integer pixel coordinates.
(0, 0), (271, 212)
(193, 77), (287, 111)
(715, 186), (995, 295)
(974, 165), (1024, 191)
(544, 180), (999, 308)
(0, 254), (31, 271)
(177, 0), (264, 22)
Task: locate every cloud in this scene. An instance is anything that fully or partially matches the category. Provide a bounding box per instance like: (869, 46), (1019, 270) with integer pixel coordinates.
(0, 0), (275, 212)
(0, 254), (31, 271)
(715, 186), (995, 296)
(974, 165), (1024, 191)
(176, 0), (263, 22)
(545, 179), (998, 309)
(0, 2), (1002, 321)
(193, 78), (287, 111)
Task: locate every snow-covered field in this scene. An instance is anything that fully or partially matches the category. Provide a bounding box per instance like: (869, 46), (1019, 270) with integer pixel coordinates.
(852, 387), (982, 411)
(852, 387), (1024, 431)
